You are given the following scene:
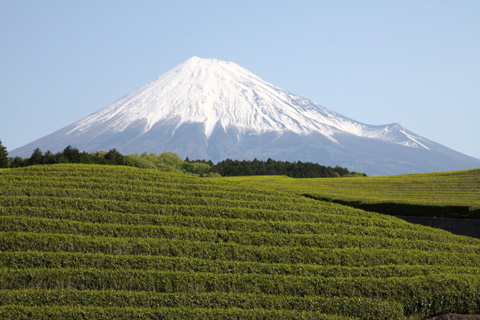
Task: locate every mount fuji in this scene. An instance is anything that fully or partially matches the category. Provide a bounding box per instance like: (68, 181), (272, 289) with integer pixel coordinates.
(11, 56), (480, 175)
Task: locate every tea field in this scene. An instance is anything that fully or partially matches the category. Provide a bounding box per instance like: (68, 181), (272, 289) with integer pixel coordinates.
(1, 164), (480, 319)
(224, 169), (480, 218)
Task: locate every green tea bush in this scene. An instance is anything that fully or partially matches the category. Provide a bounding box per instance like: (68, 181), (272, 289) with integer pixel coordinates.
(1, 164), (480, 319)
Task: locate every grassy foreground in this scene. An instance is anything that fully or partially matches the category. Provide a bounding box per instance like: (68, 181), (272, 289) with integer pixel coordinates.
(1, 164), (480, 319)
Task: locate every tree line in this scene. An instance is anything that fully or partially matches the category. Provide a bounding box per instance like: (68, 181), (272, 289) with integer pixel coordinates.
(207, 158), (364, 178)
(0, 140), (364, 177)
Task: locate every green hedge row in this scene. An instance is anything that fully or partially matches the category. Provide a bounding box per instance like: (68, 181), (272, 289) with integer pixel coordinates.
(3, 232), (480, 268)
(0, 164), (183, 179)
(1, 268), (479, 304)
(2, 251), (480, 278)
(0, 190), (326, 212)
(0, 205), (414, 236)
(0, 175), (282, 198)
(0, 194), (407, 225)
(0, 289), (402, 320)
(3, 196), (473, 246)
(404, 290), (480, 318)
(0, 304), (360, 320)
(0, 184), (301, 206)
(2, 206), (473, 246)
(1, 215), (479, 253)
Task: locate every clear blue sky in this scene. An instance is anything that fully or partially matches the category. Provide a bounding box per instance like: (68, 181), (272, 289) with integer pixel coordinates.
(1, 0), (479, 159)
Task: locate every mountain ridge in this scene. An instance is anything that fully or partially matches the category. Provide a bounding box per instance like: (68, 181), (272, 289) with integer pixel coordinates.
(10, 56), (480, 175)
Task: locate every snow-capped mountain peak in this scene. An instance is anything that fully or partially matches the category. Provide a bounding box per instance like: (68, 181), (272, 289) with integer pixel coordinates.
(11, 56), (480, 175)
(68, 57), (417, 147)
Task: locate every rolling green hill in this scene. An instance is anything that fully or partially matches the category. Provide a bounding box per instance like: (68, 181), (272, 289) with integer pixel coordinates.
(1, 164), (480, 319)
(223, 169), (480, 219)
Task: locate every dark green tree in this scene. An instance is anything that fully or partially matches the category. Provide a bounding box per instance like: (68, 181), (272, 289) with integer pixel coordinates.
(0, 139), (8, 168)
(10, 156), (26, 168)
(62, 145), (81, 163)
(28, 148), (44, 166)
(102, 149), (125, 165)
(43, 151), (56, 164)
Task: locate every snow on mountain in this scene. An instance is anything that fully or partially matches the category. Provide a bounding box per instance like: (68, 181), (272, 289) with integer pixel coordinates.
(66, 56), (428, 149)
(10, 56), (480, 175)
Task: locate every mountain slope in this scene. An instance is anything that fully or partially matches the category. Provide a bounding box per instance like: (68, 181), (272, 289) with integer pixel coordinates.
(11, 57), (480, 175)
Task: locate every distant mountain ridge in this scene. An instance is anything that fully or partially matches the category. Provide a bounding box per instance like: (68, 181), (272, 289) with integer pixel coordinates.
(11, 56), (480, 175)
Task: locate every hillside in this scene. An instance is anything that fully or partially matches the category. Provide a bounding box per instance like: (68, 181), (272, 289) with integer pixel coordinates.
(1, 164), (480, 319)
(223, 169), (480, 217)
